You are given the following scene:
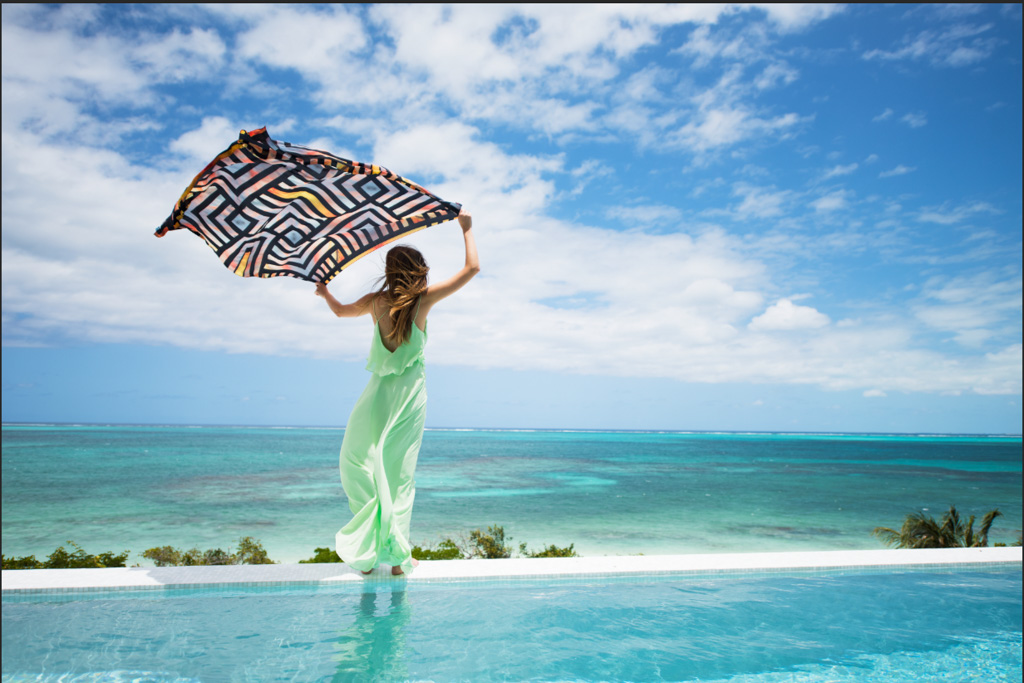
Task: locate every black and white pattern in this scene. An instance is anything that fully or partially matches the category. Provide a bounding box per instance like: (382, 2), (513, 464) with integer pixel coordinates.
(157, 128), (461, 283)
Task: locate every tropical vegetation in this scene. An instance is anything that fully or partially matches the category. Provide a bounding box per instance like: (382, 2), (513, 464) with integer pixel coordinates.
(2, 537), (274, 570)
(298, 525), (578, 563)
(873, 505), (1005, 549)
(142, 536), (274, 566)
(2, 541), (129, 570)
(3, 526), (578, 570)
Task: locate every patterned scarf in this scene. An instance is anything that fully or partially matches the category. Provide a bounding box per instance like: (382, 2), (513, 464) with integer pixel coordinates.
(156, 128), (461, 283)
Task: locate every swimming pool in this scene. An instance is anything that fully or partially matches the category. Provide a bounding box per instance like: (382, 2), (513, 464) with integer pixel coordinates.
(2, 565), (1021, 682)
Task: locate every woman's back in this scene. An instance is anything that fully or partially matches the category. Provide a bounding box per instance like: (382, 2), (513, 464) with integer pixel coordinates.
(372, 294), (428, 354)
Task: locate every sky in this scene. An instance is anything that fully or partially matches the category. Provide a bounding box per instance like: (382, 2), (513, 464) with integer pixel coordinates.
(2, 3), (1021, 433)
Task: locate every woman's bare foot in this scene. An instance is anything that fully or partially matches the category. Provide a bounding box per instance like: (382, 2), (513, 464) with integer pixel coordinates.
(391, 558), (419, 576)
(361, 568), (373, 575)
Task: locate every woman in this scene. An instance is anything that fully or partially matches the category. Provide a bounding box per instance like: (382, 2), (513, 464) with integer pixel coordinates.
(315, 210), (479, 575)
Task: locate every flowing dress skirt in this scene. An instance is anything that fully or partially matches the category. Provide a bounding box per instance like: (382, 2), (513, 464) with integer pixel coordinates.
(335, 327), (426, 572)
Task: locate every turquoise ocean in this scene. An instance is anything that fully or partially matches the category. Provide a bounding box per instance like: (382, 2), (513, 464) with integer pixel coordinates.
(2, 424), (1021, 564)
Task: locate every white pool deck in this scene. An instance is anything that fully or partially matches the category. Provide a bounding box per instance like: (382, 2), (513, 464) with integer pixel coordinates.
(2, 547), (1020, 594)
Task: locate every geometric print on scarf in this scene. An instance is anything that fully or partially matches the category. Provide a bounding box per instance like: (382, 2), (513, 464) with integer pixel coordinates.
(157, 127), (461, 283)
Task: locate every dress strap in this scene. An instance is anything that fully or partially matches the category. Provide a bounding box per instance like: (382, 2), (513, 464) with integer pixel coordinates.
(372, 296), (387, 324)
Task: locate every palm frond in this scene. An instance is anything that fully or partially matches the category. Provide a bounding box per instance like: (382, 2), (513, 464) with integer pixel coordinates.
(977, 509), (1003, 546)
(963, 515), (977, 548)
(872, 526), (902, 547)
(903, 511), (944, 548)
(875, 505), (1006, 549)
(939, 505), (965, 547)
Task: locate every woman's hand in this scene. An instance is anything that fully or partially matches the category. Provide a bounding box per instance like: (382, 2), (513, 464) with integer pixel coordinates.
(315, 282), (328, 298)
(457, 209), (473, 232)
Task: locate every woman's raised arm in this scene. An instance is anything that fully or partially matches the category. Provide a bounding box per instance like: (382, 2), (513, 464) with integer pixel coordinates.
(421, 210), (480, 311)
(315, 286), (374, 318)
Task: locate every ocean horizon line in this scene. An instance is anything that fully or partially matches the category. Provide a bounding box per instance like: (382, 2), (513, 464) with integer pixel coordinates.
(2, 421), (1021, 440)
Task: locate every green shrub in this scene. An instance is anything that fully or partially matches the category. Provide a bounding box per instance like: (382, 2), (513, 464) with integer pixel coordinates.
(412, 539), (463, 560)
(299, 547), (344, 563)
(521, 543), (578, 558)
(2, 541), (129, 570)
(142, 537), (274, 566)
(2, 554), (43, 570)
(142, 545), (183, 567)
(233, 536), (274, 564)
(468, 525), (514, 558)
(202, 548), (235, 565)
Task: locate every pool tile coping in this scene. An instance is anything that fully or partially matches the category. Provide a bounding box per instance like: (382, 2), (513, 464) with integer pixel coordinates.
(3, 547), (1020, 594)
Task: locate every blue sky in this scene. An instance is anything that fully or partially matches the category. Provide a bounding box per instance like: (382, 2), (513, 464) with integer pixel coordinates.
(2, 4), (1021, 433)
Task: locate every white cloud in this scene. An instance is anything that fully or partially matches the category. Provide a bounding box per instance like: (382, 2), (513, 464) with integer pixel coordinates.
(810, 191), (849, 212)
(749, 298), (830, 331)
(753, 63), (798, 90)
(913, 272), (1022, 347)
(216, 4), (824, 158)
(606, 204), (683, 227)
(872, 108), (894, 122)
(674, 107), (805, 153)
(755, 4), (845, 31)
(732, 183), (792, 219)
(823, 163), (858, 179)
(862, 22), (998, 67)
(235, 6), (366, 75)
(863, 389), (886, 398)
(1, 18), (226, 140)
(169, 116), (239, 162)
(917, 201), (1000, 225)
(134, 28), (226, 82)
(678, 25), (751, 68)
(901, 112), (928, 128)
(879, 165), (916, 178)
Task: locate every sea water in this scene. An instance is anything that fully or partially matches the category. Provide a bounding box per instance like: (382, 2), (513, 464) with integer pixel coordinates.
(1, 425), (1020, 564)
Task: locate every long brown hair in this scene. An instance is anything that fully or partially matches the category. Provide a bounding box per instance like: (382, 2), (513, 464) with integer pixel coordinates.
(376, 245), (429, 346)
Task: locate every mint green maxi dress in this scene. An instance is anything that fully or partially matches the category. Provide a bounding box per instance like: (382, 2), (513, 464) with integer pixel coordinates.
(335, 298), (427, 573)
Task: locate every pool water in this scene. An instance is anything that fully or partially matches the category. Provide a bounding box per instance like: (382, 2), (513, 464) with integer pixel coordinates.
(2, 567), (1021, 682)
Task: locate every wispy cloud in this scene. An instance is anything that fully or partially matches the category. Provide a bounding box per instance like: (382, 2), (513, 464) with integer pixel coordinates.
(606, 204), (682, 227)
(918, 201), (1000, 225)
(901, 112), (928, 128)
(823, 163), (858, 179)
(810, 191), (849, 212)
(914, 271), (1022, 348)
(879, 165), (916, 178)
(862, 22), (998, 67)
(732, 184), (792, 219)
